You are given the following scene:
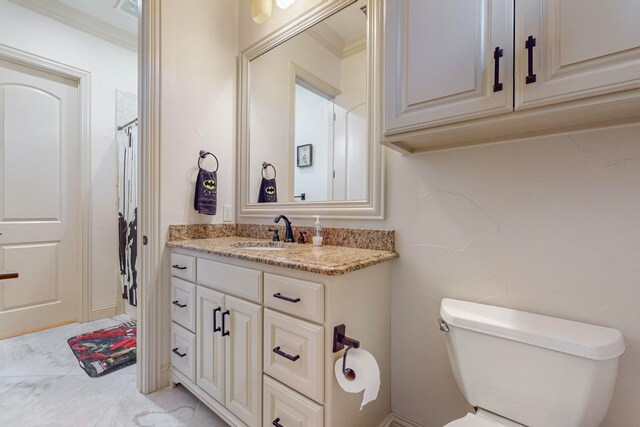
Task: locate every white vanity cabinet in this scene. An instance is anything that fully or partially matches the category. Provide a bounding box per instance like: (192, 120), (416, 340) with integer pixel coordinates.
(169, 247), (392, 427)
(382, 0), (640, 152)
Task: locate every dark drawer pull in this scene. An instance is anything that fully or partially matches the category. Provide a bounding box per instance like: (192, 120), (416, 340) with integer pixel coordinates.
(213, 307), (221, 333)
(172, 264), (187, 270)
(172, 347), (186, 358)
(221, 310), (230, 336)
(273, 293), (301, 303)
(172, 300), (187, 308)
(273, 346), (300, 362)
(272, 418), (285, 427)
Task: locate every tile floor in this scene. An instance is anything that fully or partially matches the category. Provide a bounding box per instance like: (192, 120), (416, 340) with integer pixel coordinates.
(0, 315), (229, 427)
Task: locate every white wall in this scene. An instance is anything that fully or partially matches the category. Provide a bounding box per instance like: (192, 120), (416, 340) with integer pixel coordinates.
(159, 0), (238, 372)
(384, 123), (640, 427)
(0, 0), (137, 319)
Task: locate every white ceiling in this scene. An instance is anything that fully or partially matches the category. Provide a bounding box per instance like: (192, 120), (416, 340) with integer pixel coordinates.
(58, 0), (138, 35)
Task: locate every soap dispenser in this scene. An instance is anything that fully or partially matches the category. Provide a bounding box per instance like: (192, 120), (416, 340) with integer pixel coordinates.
(313, 216), (323, 247)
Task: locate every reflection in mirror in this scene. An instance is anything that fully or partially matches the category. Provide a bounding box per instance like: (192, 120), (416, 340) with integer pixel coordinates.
(249, 0), (368, 203)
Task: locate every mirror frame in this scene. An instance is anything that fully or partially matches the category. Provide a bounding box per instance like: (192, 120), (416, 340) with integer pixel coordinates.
(237, 0), (384, 219)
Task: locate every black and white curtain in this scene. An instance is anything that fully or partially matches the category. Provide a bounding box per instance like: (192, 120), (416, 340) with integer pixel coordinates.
(118, 124), (138, 306)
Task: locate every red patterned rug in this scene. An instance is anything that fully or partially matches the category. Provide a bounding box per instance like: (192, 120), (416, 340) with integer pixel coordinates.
(67, 321), (137, 377)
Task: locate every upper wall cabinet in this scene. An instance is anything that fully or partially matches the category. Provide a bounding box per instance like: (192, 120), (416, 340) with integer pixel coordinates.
(384, 0), (513, 132)
(381, 0), (640, 153)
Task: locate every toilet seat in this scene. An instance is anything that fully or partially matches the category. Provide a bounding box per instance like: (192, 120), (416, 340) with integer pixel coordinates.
(444, 413), (504, 427)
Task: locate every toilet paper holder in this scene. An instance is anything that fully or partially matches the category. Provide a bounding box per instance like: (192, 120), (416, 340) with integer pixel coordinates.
(333, 324), (361, 379)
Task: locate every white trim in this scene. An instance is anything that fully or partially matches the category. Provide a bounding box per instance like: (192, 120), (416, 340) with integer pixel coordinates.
(381, 413), (423, 427)
(9, 0), (138, 52)
(0, 43), (92, 325)
(138, 0), (162, 395)
(237, 0), (385, 220)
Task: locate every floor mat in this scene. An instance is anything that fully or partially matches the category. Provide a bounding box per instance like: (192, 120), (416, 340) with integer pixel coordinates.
(67, 321), (137, 377)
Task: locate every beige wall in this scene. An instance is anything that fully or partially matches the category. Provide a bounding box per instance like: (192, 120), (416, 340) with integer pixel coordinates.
(384, 123), (640, 427)
(0, 0), (138, 319)
(159, 0), (238, 371)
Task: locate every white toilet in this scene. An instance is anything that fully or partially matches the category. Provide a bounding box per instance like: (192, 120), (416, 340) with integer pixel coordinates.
(439, 298), (625, 427)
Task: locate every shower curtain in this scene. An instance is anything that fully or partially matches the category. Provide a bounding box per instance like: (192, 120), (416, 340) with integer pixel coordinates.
(118, 124), (138, 307)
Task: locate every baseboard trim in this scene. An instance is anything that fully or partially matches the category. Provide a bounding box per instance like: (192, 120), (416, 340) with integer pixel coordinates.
(89, 304), (117, 321)
(382, 413), (423, 427)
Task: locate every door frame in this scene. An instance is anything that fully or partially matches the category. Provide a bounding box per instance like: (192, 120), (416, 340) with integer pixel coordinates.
(138, 0), (161, 394)
(0, 43), (92, 325)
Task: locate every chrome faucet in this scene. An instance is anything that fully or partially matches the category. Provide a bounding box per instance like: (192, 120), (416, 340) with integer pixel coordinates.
(274, 215), (294, 243)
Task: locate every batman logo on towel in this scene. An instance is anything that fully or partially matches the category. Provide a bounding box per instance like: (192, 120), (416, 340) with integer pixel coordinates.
(203, 180), (216, 190)
(265, 186), (276, 195)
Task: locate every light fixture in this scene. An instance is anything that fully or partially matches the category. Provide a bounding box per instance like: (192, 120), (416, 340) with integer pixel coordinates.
(276, 0), (296, 9)
(252, 0), (272, 24)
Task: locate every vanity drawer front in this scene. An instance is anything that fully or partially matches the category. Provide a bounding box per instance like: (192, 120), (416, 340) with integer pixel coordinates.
(171, 253), (196, 282)
(198, 259), (262, 303)
(263, 375), (323, 427)
(264, 273), (324, 323)
(171, 277), (196, 332)
(171, 322), (196, 382)
(264, 309), (324, 403)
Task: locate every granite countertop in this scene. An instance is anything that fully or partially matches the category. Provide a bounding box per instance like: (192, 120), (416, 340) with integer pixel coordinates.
(166, 237), (398, 276)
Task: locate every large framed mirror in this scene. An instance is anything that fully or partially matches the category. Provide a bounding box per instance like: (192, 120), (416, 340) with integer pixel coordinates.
(237, 0), (383, 219)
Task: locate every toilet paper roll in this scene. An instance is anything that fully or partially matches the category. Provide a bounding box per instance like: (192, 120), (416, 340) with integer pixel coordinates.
(334, 348), (380, 410)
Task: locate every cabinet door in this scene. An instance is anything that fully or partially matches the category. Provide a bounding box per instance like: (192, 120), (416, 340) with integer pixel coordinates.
(516, 0), (640, 109)
(383, 0), (513, 134)
(196, 286), (225, 404)
(225, 295), (263, 427)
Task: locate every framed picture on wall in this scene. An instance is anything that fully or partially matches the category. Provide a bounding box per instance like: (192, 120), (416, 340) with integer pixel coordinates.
(297, 144), (312, 167)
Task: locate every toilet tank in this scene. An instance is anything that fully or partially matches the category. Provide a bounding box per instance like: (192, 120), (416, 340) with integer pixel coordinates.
(440, 299), (625, 427)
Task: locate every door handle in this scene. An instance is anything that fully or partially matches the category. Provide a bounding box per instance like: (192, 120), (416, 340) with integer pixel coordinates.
(213, 307), (221, 333)
(172, 264), (187, 270)
(525, 35), (537, 84)
(273, 346), (300, 362)
(172, 300), (187, 308)
(273, 293), (301, 303)
(0, 273), (18, 280)
(221, 310), (230, 336)
(172, 348), (187, 358)
(493, 46), (503, 92)
(272, 418), (285, 427)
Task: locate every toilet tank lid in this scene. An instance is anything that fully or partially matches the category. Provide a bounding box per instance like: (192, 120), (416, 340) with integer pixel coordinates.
(440, 299), (625, 361)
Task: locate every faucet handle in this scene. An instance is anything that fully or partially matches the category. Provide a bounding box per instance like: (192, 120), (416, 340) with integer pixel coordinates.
(297, 230), (307, 244)
(269, 228), (280, 242)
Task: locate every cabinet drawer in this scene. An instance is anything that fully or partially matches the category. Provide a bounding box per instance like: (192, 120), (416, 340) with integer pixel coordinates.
(198, 259), (262, 303)
(263, 375), (323, 427)
(171, 322), (196, 382)
(264, 309), (324, 403)
(171, 253), (196, 282)
(264, 273), (324, 323)
(171, 277), (196, 332)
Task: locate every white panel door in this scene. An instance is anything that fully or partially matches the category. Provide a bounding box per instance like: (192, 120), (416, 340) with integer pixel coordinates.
(0, 59), (79, 338)
(384, 0), (514, 134)
(516, 0), (640, 109)
(196, 286), (225, 404)
(225, 295), (262, 427)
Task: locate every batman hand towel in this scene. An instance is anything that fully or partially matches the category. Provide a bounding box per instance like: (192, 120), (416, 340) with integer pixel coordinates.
(258, 177), (277, 203)
(194, 168), (217, 215)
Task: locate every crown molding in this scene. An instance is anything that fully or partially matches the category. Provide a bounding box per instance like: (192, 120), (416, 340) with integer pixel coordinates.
(9, 0), (137, 51)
